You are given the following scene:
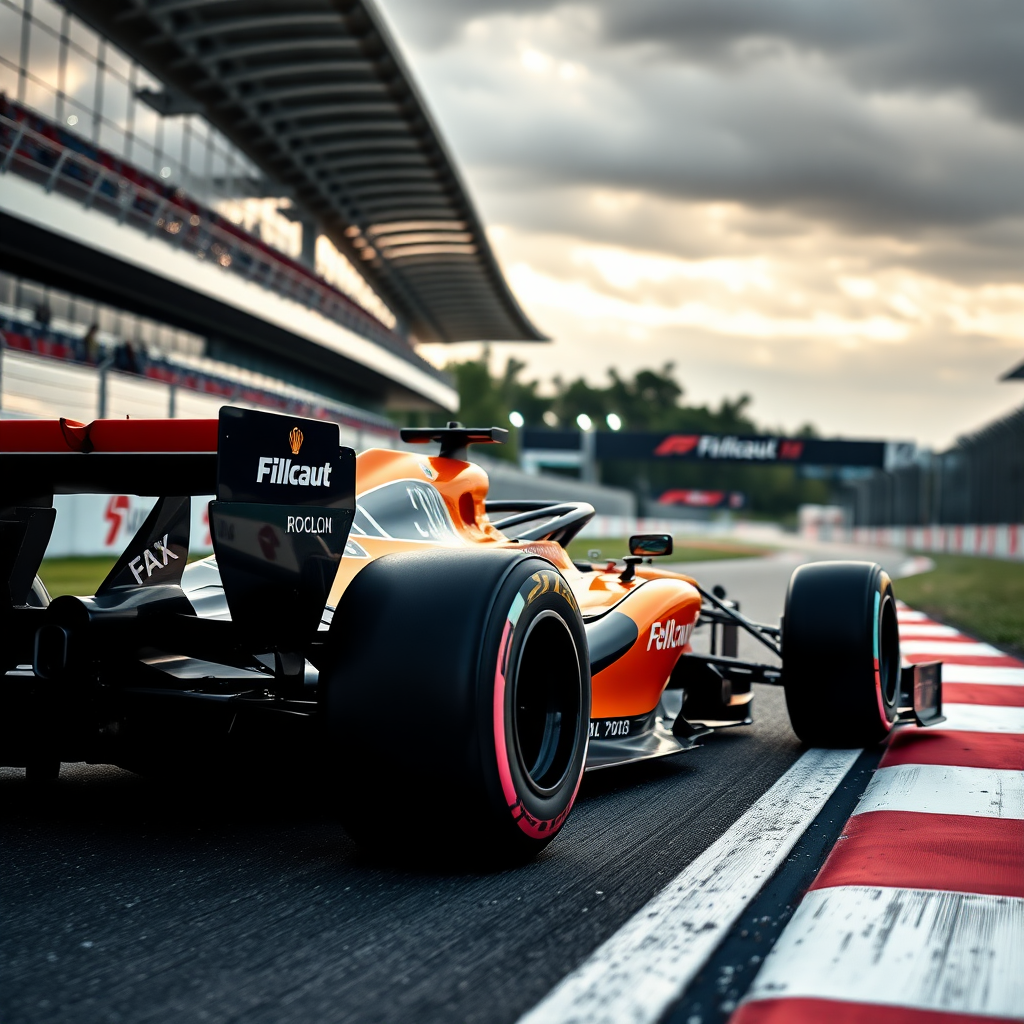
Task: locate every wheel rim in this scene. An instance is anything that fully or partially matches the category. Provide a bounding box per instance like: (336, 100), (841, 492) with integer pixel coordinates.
(512, 611), (582, 796)
(878, 593), (900, 707)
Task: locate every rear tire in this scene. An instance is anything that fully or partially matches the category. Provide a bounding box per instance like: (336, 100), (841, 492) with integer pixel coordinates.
(322, 549), (590, 862)
(782, 561), (900, 747)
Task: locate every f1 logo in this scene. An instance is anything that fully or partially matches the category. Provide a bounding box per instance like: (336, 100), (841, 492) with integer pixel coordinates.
(653, 434), (700, 457)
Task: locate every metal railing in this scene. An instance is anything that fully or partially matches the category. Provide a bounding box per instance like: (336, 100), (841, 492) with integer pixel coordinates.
(0, 315), (399, 434)
(840, 402), (1024, 526)
(0, 111), (452, 386)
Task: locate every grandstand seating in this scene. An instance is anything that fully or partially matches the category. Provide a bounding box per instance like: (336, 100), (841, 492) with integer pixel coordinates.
(0, 95), (447, 383)
(0, 305), (397, 434)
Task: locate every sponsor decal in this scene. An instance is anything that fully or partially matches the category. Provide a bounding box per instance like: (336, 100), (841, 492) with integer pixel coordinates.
(527, 569), (580, 614)
(286, 514), (333, 535)
(217, 407), (353, 507)
(127, 532), (179, 585)
(647, 617), (693, 651)
(653, 434), (804, 462)
(589, 718), (631, 738)
(696, 435), (777, 460)
(255, 456), (333, 488)
(351, 479), (457, 542)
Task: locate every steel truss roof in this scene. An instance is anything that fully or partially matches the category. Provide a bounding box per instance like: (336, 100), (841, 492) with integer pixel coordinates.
(63, 0), (545, 344)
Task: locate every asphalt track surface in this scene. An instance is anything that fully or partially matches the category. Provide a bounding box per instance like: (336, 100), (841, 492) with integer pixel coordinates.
(0, 545), (905, 1024)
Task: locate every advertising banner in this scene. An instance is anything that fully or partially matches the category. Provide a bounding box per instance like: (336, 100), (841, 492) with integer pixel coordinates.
(595, 432), (886, 466)
(47, 494), (215, 558)
(521, 430), (887, 466)
(658, 489), (746, 510)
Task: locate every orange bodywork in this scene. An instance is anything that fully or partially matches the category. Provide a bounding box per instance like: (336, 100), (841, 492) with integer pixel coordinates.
(330, 448), (702, 721)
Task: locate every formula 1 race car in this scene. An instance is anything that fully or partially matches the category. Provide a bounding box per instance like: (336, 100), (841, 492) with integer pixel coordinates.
(0, 409), (944, 860)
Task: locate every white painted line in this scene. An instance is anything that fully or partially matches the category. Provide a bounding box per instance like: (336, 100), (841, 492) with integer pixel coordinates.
(897, 623), (961, 638)
(516, 748), (861, 1024)
(943, 703), (1024, 734)
(854, 763), (1024, 819)
(900, 640), (1006, 657)
(741, 885), (1024, 1019)
(942, 665), (1024, 685)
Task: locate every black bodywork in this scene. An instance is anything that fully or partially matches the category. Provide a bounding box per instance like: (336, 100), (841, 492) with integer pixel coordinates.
(1, 407), (355, 777)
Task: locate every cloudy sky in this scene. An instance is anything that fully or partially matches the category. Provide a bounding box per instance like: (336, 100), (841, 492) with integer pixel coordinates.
(375, 0), (1024, 448)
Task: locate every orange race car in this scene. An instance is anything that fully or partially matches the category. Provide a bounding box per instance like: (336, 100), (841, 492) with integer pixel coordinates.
(0, 408), (943, 860)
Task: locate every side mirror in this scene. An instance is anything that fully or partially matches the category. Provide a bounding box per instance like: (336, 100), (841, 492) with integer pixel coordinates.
(629, 534), (673, 557)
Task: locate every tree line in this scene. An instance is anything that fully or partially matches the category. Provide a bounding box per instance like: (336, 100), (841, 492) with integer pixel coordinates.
(407, 353), (831, 519)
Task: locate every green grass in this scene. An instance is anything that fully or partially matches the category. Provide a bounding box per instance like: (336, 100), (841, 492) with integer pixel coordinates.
(566, 536), (772, 564)
(38, 557), (117, 597)
(896, 553), (1024, 652)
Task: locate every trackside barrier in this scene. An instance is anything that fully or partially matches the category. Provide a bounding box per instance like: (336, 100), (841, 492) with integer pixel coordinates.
(47, 494), (214, 559)
(579, 516), (784, 544)
(846, 523), (1024, 561)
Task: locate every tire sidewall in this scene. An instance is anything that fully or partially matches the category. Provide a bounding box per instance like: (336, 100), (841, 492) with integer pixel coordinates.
(873, 575), (901, 731)
(321, 549), (590, 858)
(476, 560), (591, 846)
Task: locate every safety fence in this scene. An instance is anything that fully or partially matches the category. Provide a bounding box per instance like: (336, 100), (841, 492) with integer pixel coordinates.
(841, 400), (1024, 527)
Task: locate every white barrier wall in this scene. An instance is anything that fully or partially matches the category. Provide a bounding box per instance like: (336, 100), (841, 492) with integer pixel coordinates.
(47, 494), (214, 558)
(847, 524), (1024, 561)
(579, 516), (783, 544)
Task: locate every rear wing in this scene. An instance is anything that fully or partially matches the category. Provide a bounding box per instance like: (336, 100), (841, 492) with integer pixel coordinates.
(0, 417), (219, 499)
(1, 408), (355, 650)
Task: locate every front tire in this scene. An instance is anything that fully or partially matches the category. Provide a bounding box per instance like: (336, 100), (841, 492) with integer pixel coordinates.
(322, 549), (590, 861)
(782, 561), (901, 747)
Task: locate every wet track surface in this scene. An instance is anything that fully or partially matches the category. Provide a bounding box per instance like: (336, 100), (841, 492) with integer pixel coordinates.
(0, 546), (904, 1024)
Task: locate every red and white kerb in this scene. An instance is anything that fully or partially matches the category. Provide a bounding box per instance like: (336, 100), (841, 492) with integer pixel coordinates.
(731, 603), (1024, 1024)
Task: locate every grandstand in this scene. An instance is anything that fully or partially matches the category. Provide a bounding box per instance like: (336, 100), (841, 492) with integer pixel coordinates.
(0, 0), (542, 425)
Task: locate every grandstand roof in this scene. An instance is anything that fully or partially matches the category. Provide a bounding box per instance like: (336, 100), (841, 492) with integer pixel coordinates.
(62, 0), (545, 345)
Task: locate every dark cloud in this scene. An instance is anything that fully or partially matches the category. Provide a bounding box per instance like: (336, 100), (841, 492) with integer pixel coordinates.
(379, 0), (1024, 241)
(381, 0), (1024, 128)
(377, 0), (1024, 285)
(602, 0), (1024, 129)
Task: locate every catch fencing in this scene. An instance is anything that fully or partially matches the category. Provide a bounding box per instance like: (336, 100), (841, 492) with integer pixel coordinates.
(841, 401), (1024, 528)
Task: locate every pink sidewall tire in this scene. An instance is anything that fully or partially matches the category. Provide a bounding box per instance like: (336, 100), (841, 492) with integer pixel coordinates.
(322, 549), (590, 863)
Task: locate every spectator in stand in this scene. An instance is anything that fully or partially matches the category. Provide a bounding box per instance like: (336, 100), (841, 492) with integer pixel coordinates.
(34, 301), (51, 328)
(114, 339), (139, 375)
(83, 323), (100, 364)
